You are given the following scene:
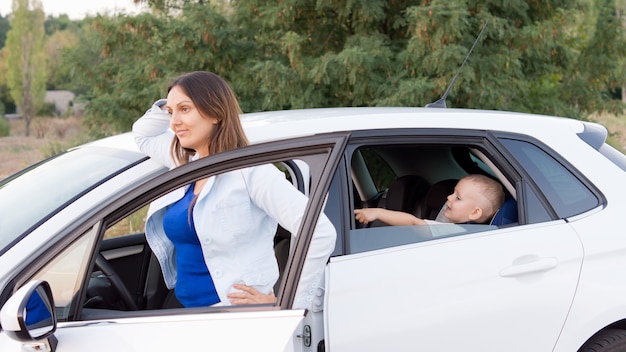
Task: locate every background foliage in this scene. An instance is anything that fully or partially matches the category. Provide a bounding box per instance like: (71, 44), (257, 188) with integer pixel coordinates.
(4, 0), (47, 136)
(1, 0), (626, 137)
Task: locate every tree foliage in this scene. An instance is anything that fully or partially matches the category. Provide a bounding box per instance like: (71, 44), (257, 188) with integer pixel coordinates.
(0, 14), (9, 48)
(5, 0), (47, 136)
(61, 0), (626, 136)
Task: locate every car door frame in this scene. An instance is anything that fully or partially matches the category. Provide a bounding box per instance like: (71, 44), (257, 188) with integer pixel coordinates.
(1, 131), (349, 352)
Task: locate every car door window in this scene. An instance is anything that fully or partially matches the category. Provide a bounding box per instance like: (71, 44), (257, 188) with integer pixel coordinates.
(500, 138), (602, 218)
(16, 160), (317, 321)
(348, 142), (514, 254)
(359, 147), (396, 191)
(88, 161), (311, 314)
(29, 224), (99, 321)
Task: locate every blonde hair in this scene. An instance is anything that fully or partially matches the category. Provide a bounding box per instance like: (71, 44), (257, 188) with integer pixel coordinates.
(167, 71), (249, 165)
(461, 174), (505, 222)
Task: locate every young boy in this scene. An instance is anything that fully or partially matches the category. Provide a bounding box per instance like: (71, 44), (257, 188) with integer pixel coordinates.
(355, 174), (505, 226)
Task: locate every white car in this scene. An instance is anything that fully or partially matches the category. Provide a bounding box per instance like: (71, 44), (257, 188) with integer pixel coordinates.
(1, 107), (626, 352)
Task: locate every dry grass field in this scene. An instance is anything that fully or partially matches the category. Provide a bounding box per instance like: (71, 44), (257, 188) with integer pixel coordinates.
(0, 117), (85, 179)
(1, 111), (625, 181)
(590, 112), (626, 152)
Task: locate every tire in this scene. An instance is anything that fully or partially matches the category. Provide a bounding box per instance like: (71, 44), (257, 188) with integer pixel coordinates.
(579, 329), (626, 352)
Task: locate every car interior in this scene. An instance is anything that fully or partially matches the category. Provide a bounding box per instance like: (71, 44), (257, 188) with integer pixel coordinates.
(81, 160), (305, 315)
(350, 143), (519, 230)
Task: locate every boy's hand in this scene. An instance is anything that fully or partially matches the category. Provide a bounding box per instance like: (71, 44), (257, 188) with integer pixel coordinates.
(354, 208), (378, 224)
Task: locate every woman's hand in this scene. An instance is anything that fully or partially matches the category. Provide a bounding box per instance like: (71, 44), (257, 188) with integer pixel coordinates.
(227, 283), (277, 305)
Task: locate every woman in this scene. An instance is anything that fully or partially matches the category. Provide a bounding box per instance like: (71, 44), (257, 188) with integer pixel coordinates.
(132, 71), (336, 309)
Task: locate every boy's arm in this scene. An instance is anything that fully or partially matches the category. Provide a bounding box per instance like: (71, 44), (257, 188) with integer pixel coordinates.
(355, 208), (426, 226)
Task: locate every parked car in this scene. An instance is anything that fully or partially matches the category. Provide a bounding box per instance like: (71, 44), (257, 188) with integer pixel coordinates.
(1, 106), (626, 351)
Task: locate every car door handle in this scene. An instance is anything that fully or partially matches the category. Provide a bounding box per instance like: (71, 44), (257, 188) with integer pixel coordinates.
(499, 257), (558, 277)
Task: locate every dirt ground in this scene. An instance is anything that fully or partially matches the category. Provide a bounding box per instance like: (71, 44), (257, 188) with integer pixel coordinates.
(0, 117), (84, 179)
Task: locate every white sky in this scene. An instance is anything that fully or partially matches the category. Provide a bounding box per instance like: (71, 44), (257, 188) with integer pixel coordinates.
(0, 0), (146, 20)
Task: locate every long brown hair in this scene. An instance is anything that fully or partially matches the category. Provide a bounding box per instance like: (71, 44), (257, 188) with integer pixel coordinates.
(168, 71), (249, 165)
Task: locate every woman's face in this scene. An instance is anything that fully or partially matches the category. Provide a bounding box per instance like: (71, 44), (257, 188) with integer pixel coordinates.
(165, 85), (218, 157)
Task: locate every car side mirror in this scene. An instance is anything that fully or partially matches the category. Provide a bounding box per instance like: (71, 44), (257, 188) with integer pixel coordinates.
(0, 280), (57, 348)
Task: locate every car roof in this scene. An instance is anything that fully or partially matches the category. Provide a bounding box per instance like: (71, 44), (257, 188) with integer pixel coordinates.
(81, 107), (599, 152)
(240, 107), (590, 143)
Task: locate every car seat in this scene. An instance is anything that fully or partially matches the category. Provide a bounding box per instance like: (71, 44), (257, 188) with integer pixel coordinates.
(273, 225), (292, 293)
(490, 197), (518, 227)
(369, 175), (430, 227)
(418, 179), (458, 220)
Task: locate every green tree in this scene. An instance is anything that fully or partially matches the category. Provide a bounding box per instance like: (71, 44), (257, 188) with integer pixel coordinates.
(0, 14), (9, 48)
(613, 0), (626, 103)
(562, 0), (626, 115)
(65, 5), (237, 137)
(45, 29), (77, 90)
(44, 14), (76, 35)
(67, 0), (626, 135)
(5, 0), (47, 136)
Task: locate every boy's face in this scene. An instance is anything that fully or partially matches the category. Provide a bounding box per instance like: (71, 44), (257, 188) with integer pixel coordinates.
(444, 179), (483, 223)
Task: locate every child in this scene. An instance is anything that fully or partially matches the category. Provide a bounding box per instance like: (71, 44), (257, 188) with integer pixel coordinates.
(355, 174), (505, 226)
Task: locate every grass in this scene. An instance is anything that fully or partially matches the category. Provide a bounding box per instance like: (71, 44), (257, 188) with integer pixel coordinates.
(0, 116), (87, 179)
(589, 112), (626, 153)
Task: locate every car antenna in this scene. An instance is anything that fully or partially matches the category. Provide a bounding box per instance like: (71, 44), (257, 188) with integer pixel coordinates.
(425, 19), (490, 108)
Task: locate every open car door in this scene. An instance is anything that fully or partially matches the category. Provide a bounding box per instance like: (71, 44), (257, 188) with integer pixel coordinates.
(0, 132), (349, 352)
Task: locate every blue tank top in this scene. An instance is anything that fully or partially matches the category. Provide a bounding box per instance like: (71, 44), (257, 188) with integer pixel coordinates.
(163, 184), (220, 307)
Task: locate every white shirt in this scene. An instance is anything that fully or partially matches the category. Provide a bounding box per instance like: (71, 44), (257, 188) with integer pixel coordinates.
(133, 100), (337, 309)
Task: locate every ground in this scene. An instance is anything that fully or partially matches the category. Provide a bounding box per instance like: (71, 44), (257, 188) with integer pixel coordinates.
(0, 117), (84, 179)
(1, 112), (625, 180)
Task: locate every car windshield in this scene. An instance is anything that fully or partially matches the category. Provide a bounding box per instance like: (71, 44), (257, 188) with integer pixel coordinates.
(0, 146), (147, 254)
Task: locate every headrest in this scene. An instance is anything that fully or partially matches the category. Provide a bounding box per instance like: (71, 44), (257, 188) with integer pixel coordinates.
(384, 175), (430, 213)
(421, 179), (458, 219)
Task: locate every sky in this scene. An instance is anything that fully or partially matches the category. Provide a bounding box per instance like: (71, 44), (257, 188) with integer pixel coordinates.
(0, 0), (146, 20)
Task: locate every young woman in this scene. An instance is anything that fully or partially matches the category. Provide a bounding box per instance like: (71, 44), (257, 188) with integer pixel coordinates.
(133, 71), (336, 309)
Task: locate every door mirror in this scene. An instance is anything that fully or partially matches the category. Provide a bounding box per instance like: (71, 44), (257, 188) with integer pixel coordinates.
(1, 280), (57, 342)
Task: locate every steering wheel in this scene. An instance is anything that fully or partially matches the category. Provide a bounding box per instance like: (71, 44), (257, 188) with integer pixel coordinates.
(94, 253), (138, 310)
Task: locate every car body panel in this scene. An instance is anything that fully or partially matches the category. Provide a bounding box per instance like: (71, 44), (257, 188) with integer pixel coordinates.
(553, 204), (626, 351)
(0, 309), (306, 352)
(325, 221), (583, 351)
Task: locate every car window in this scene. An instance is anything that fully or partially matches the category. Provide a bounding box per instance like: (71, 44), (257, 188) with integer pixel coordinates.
(0, 146), (147, 254)
(521, 182), (554, 223)
(359, 147), (396, 192)
(348, 224), (497, 254)
(348, 142), (517, 254)
(103, 161), (303, 243)
(29, 225), (99, 321)
(500, 138), (602, 218)
(105, 205), (150, 239)
(92, 159), (319, 317)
